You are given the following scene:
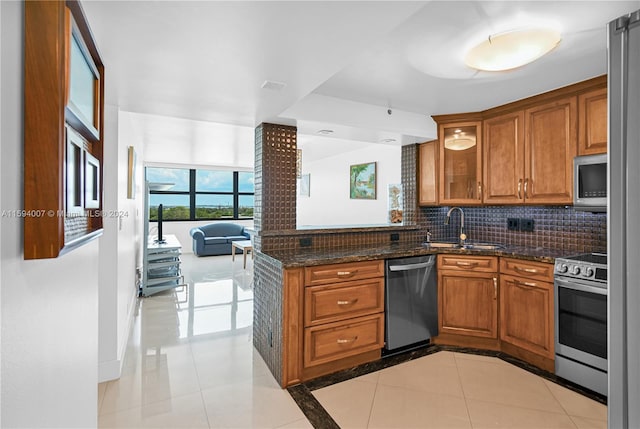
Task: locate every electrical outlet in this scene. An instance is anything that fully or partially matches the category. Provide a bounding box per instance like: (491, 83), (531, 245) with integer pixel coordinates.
(521, 218), (535, 232)
(390, 233), (400, 242)
(299, 237), (312, 247)
(507, 218), (520, 231)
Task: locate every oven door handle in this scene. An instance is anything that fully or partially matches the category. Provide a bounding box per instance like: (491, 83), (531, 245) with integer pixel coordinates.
(555, 277), (607, 295)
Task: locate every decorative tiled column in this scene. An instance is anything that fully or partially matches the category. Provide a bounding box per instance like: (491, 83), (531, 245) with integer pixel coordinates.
(253, 123), (297, 386)
(253, 123), (297, 245)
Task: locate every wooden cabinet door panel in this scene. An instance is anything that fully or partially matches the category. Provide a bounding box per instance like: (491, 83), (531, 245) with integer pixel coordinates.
(438, 272), (498, 338)
(304, 278), (384, 327)
(419, 140), (438, 205)
(304, 260), (384, 286)
(438, 255), (498, 273)
(438, 121), (483, 205)
(500, 275), (554, 358)
(578, 87), (607, 155)
(483, 111), (525, 204)
(524, 97), (577, 204)
(304, 313), (384, 368)
(499, 258), (554, 283)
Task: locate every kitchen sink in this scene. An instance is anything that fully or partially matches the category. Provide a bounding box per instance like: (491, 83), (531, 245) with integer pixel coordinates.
(424, 242), (459, 248)
(462, 243), (505, 250)
(423, 242), (505, 250)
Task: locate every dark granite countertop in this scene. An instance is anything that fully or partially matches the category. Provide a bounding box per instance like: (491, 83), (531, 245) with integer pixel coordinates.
(263, 242), (566, 268)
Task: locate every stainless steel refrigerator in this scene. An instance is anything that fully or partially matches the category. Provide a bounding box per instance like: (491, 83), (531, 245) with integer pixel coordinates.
(608, 9), (640, 429)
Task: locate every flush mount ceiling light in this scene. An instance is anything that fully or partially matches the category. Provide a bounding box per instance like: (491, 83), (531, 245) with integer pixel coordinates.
(465, 28), (561, 72)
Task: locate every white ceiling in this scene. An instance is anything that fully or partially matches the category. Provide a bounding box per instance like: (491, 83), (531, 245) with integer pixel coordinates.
(82, 0), (640, 151)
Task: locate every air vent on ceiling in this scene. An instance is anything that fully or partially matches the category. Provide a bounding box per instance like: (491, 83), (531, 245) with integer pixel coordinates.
(316, 129), (334, 135)
(261, 80), (287, 91)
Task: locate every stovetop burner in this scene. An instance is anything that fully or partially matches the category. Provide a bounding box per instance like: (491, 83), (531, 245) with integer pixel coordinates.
(561, 253), (607, 265)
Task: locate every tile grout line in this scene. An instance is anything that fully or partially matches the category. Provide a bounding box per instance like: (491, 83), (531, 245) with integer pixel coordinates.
(452, 353), (476, 429)
(365, 378), (380, 428)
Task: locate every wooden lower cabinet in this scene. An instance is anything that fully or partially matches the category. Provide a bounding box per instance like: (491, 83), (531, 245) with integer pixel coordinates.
(282, 260), (385, 386)
(434, 255), (555, 371)
(499, 258), (555, 371)
(439, 273), (498, 338)
(304, 313), (384, 368)
(500, 274), (554, 359)
(435, 255), (499, 348)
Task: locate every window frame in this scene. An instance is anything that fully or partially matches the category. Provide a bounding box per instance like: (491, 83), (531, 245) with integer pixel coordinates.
(148, 168), (254, 222)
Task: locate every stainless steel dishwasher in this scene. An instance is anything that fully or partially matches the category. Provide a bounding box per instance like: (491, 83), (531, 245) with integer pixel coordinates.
(384, 255), (438, 352)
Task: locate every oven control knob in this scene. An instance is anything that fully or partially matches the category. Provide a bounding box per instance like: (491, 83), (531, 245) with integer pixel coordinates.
(571, 266), (581, 276)
(556, 263), (568, 273)
(583, 267), (594, 277)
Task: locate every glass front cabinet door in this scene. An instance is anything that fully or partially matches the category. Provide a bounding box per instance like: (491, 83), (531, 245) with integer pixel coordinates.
(438, 120), (483, 205)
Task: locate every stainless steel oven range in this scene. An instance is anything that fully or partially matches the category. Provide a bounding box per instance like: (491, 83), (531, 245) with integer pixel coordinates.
(554, 253), (608, 396)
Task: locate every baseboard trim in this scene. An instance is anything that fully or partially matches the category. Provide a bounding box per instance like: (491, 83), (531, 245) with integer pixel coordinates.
(98, 359), (121, 383)
(98, 284), (139, 383)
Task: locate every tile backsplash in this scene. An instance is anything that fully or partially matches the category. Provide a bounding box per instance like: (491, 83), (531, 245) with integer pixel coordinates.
(421, 205), (607, 254)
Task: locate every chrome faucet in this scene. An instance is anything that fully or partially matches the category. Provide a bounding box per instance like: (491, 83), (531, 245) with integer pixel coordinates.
(445, 207), (466, 246)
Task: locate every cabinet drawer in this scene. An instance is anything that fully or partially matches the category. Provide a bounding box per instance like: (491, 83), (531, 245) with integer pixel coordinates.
(304, 260), (384, 286)
(305, 278), (384, 327)
(304, 314), (384, 368)
(438, 255), (498, 272)
(500, 258), (554, 282)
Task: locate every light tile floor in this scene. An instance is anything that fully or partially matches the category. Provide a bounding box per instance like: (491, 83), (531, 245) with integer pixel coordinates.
(313, 352), (607, 429)
(99, 253), (606, 429)
(98, 253), (311, 429)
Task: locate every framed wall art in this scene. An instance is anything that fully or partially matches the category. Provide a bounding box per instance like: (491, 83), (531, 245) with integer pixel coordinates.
(127, 146), (136, 199)
(350, 162), (376, 199)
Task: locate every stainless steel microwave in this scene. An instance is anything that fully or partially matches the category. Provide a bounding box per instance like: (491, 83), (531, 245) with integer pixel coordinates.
(574, 154), (607, 212)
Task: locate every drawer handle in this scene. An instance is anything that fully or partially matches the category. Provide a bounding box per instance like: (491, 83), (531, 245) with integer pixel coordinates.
(515, 280), (538, 288)
(337, 299), (359, 306)
(514, 266), (538, 274)
(336, 336), (358, 344)
(337, 270), (358, 278)
(455, 261), (478, 268)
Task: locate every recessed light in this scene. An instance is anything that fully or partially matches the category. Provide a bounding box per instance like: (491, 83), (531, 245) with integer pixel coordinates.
(465, 28), (561, 72)
(380, 138), (397, 143)
(316, 129), (334, 135)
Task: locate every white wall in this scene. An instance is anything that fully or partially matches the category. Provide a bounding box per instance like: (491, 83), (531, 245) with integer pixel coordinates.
(97, 107), (144, 382)
(1, 2), (99, 427)
(297, 144), (401, 227)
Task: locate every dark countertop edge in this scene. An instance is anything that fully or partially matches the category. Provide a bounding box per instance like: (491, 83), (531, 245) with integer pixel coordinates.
(262, 244), (560, 268)
(259, 224), (420, 237)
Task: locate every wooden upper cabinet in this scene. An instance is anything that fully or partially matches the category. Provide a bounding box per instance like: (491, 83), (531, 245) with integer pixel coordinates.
(438, 121), (483, 205)
(418, 140), (438, 206)
(578, 87), (608, 155)
(483, 111), (525, 204)
(524, 96), (577, 204)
